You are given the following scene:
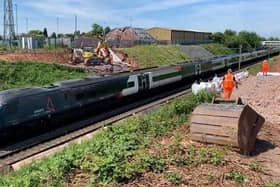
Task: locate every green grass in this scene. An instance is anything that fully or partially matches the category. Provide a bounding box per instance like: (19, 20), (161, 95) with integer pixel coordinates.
(225, 171), (246, 184)
(121, 44), (191, 68)
(202, 43), (235, 56)
(248, 55), (280, 75)
(164, 172), (183, 185)
(0, 61), (86, 90)
(0, 91), (214, 186)
(265, 182), (280, 187)
(248, 162), (263, 172)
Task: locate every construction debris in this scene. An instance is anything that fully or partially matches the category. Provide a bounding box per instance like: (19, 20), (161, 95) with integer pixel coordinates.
(257, 72), (280, 76)
(191, 71), (249, 95)
(190, 98), (265, 155)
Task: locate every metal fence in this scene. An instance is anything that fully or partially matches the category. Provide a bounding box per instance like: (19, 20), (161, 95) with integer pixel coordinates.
(106, 39), (213, 48)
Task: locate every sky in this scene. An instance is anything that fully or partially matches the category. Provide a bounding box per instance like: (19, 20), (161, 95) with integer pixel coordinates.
(1, 0), (280, 37)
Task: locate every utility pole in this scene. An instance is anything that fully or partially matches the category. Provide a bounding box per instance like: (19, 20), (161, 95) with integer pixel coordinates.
(238, 44), (242, 70)
(74, 14), (77, 34)
(129, 17), (133, 27)
(56, 17), (59, 35)
(15, 3), (18, 37)
(3, 0), (16, 47)
(25, 18), (29, 33)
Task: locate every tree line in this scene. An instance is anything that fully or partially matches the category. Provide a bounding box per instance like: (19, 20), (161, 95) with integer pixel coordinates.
(24, 23), (111, 39)
(211, 30), (280, 52)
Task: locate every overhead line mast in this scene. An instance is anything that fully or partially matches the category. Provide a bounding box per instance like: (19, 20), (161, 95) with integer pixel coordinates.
(3, 0), (16, 47)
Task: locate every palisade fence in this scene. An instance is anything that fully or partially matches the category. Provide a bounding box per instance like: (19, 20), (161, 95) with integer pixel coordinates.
(0, 38), (213, 50)
(106, 39), (213, 48)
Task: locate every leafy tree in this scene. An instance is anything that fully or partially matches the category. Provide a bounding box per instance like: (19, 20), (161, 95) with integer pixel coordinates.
(224, 29), (237, 37)
(239, 31), (261, 51)
(57, 33), (64, 38)
(211, 32), (225, 43)
(74, 30), (80, 37)
(65, 33), (75, 38)
(26, 30), (45, 48)
(91, 23), (104, 36)
(28, 30), (43, 37)
(43, 28), (48, 38)
(267, 37), (280, 41)
(51, 32), (57, 38)
(0, 35), (3, 40)
(104, 26), (111, 35)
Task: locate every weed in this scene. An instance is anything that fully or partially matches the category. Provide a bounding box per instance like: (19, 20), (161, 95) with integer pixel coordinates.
(207, 172), (216, 182)
(264, 181), (280, 187)
(248, 162), (263, 172)
(225, 171), (246, 184)
(165, 172), (183, 185)
(140, 155), (167, 173)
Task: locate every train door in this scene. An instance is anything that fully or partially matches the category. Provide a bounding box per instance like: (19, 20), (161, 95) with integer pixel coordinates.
(138, 73), (150, 92)
(195, 64), (201, 75)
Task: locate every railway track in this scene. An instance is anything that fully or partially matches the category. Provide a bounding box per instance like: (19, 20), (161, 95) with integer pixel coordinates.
(0, 54), (277, 174)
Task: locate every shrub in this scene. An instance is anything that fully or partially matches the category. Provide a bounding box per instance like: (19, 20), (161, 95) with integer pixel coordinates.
(165, 172), (183, 185)
(225, 171), (246, 184)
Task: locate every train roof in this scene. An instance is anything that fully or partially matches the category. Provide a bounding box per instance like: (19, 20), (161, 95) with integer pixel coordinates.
(0, 87), (48, 104)
(0, 63), (192, 103)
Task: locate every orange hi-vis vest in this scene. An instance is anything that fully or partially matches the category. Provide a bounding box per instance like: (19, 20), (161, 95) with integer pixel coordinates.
(223, 73), (234, 90)
(262, 61), (269, 73)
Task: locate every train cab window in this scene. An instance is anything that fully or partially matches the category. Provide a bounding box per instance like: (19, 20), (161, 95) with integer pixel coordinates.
(127, 82), (135, 88)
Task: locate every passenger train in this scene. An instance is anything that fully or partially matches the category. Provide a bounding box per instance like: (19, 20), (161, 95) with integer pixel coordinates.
(0, 48), (279, 139)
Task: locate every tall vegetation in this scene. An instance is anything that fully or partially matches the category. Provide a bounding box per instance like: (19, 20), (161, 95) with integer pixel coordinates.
(88, 23), (111, 36)
(0, 61), (86, 90)
(211, 30), (262, 52)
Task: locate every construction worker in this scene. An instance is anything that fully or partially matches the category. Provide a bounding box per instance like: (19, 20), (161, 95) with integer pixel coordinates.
(262, 60), (269, 76)
(222, 69), (238, 99)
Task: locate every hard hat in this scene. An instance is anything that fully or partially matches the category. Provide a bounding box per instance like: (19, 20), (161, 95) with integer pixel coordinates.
(228, 69), (232, 73)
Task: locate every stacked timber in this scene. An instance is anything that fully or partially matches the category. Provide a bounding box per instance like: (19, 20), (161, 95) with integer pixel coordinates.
(190, 102), (265, 155)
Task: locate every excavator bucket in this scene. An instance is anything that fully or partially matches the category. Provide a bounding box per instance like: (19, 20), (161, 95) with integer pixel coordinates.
(211, 97), (243, 105)
(190, 98), (265, 155)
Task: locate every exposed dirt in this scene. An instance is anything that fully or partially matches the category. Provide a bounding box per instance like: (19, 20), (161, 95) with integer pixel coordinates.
(0, 49), (71, 64)
(271, 59), (280, 72)
(233, 76), (280, 124)
(66, 121), (280, 187)
(0, 49), (136, 75)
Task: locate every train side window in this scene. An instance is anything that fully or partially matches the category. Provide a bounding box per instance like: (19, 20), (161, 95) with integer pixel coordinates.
(64, 93), (68, 100)
(76, 93), (85, 101)
(5, 101), (18, 114)
(127, 82), (135, 88)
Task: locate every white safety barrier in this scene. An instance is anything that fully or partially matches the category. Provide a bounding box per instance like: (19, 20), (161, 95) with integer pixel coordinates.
(192, 71), (249, 95)
(235, 71), (249, 81)
(257, 72), (280, 76)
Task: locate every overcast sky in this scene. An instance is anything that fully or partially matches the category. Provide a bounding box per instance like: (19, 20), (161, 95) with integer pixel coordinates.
(1, 0), (280, 37)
